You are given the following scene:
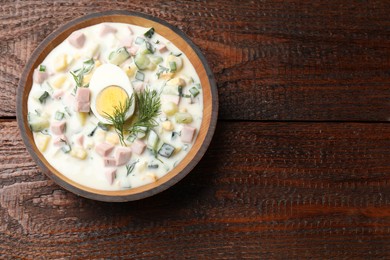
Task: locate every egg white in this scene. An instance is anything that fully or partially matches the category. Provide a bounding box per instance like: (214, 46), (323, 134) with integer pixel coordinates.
(89, 63), (135, 124)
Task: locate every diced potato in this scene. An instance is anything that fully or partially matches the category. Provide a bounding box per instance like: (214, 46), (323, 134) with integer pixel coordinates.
(54, 54), (68, 72)
(173, 145), (182, 155)
(162, 102), (178, 116)
(162, 121), (174, 131)
(82, 73), (92, 85)
(28, 113), (50, 132)
(167, 77), (186, 87)
(51, 74), (67, 89)
(70, 147), (88, 160)
(77, 112), (88, 126)
(159, 72), (174, 80)
(105, 132), (120, 145)
(175, 112), (193, 124)
(179, 108), (187, 113)
(137, 160), (147, 172)
(35, 133), (51, 152)
(95, 60), (102, 68)
(124, 63), (137, 77)
(142, 172), (157, 182)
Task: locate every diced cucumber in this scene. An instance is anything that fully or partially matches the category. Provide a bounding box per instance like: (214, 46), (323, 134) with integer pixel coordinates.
(28, 113), (50, 132)
(150, 56), (163, 65)
(39, 65), (46, 72)
(158, 143), (175, 158)
(169, 61), (177, 72)
(175, 112), (193, 124)
(108, 47), (130, 65)
(135, 71), (145, 81)
(55, 111), (64, 120)
(138, 41), (155, 54)
(162, 102), (178, 116)
(147, 130), (159, 151)
(189, 87), (200, 97)
(144, 27), (155, 38)
(39, 91), (50, 104)
(135, 37), (145, 45)
(134, 53), (150, 70)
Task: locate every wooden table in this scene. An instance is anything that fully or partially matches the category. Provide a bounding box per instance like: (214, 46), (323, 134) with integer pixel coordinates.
(1, 1), (390, 258)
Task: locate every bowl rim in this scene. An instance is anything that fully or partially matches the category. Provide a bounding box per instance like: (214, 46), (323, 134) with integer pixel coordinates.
(16, 10), (218, 202)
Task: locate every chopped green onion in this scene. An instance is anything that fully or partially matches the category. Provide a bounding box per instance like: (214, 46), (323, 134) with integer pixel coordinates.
(148, 161), (159, 169)
(135, 37), (145, 45)
(98, 122), (110, 131)
(39, 91), (50, 104)
(189, 87), (200, 97)
(61, 144), (71, 153)
(144, 28), (155, 38)
(171, 131), (180, 140)
(178, 86), (183, 97)
(87, 126), (98, 137)
(39, 65), (46, 72)
(54, 111), (64, 120)
(169, 61), (177, 72)
(126, 160), (139, 176)
(158, 143), (175, 158)
(135, 71), (145, 81)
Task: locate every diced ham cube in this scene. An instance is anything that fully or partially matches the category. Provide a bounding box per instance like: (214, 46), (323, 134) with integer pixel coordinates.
(75, 88), (90, 102)
(51, 121), (66, 135)
(76, 134), (84, 146)
(162, 94), (180, 105)
(52, 90), (64, 100)
(181, 126), (196, 143)
(53, 135), (67, 146)
(131, 139), (146, 155)
(103, 157), (116, 167)
(33, 69), (48, 84)
(132, 81), (144, 93)
(127, 45), (139, 56)
(75, 101), (90, 112)
(95, 142), (114, 157)
(100, 24), (117, 36)
(105, 168), (116, 185)
(157, 44), (168, 53)
(120, 35), (133, 47)
(68, 31), (86, 48)
(114, 147), (132, 166)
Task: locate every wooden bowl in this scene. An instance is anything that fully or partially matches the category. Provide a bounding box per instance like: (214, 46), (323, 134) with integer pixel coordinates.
(16, 11), (218, 202)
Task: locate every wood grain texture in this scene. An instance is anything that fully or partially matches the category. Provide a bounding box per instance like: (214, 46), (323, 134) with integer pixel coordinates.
(1, 0), (390, 120)
(1, 120), (390, 258)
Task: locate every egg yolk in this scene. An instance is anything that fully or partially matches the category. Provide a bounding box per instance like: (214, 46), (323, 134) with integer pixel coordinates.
(96, 85), (129, 118)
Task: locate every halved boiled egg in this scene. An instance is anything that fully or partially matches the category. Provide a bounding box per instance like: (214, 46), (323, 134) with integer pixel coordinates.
(89, 63), (135, 124)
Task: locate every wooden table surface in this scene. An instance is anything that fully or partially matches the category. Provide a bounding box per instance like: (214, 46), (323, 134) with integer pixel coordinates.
(1, 0), (390, 258)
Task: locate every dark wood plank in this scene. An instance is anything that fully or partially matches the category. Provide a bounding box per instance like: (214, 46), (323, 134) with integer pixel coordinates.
(1, 1), (390, 120)
(1, 120), (390, 258)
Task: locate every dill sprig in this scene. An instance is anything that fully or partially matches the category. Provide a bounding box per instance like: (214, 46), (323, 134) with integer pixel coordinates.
(70, 58), (95, 93)
(103, 95), (134, 146)
(128, 89), (161, 138)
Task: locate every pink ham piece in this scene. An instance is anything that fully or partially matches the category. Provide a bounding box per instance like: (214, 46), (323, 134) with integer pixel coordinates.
(95, 142), (114, 157)
(33, 69), (48, 84)
(100, 24), (117, 36)
(156, 43), (168, 53)
(103, 157), (116, 167)
(74, 88), (90, 112)
(114, 147), (132, 166)
(127, 45), (139, 56)
(52, 90), (64, 100)
(68, 31), (86, 48)
(131, 139), (146, 155)
(162, 94), (180, 105)
(105, 168), (116, 185)
(120, 35), (133, 47)
(53, 135), (67, 146)
(181, 126), (196, 143)
(75, 88), (90, 102)
(76, 134), (84, 146)
(75, 101), (90, 112)
(51, 121), (66, 135)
